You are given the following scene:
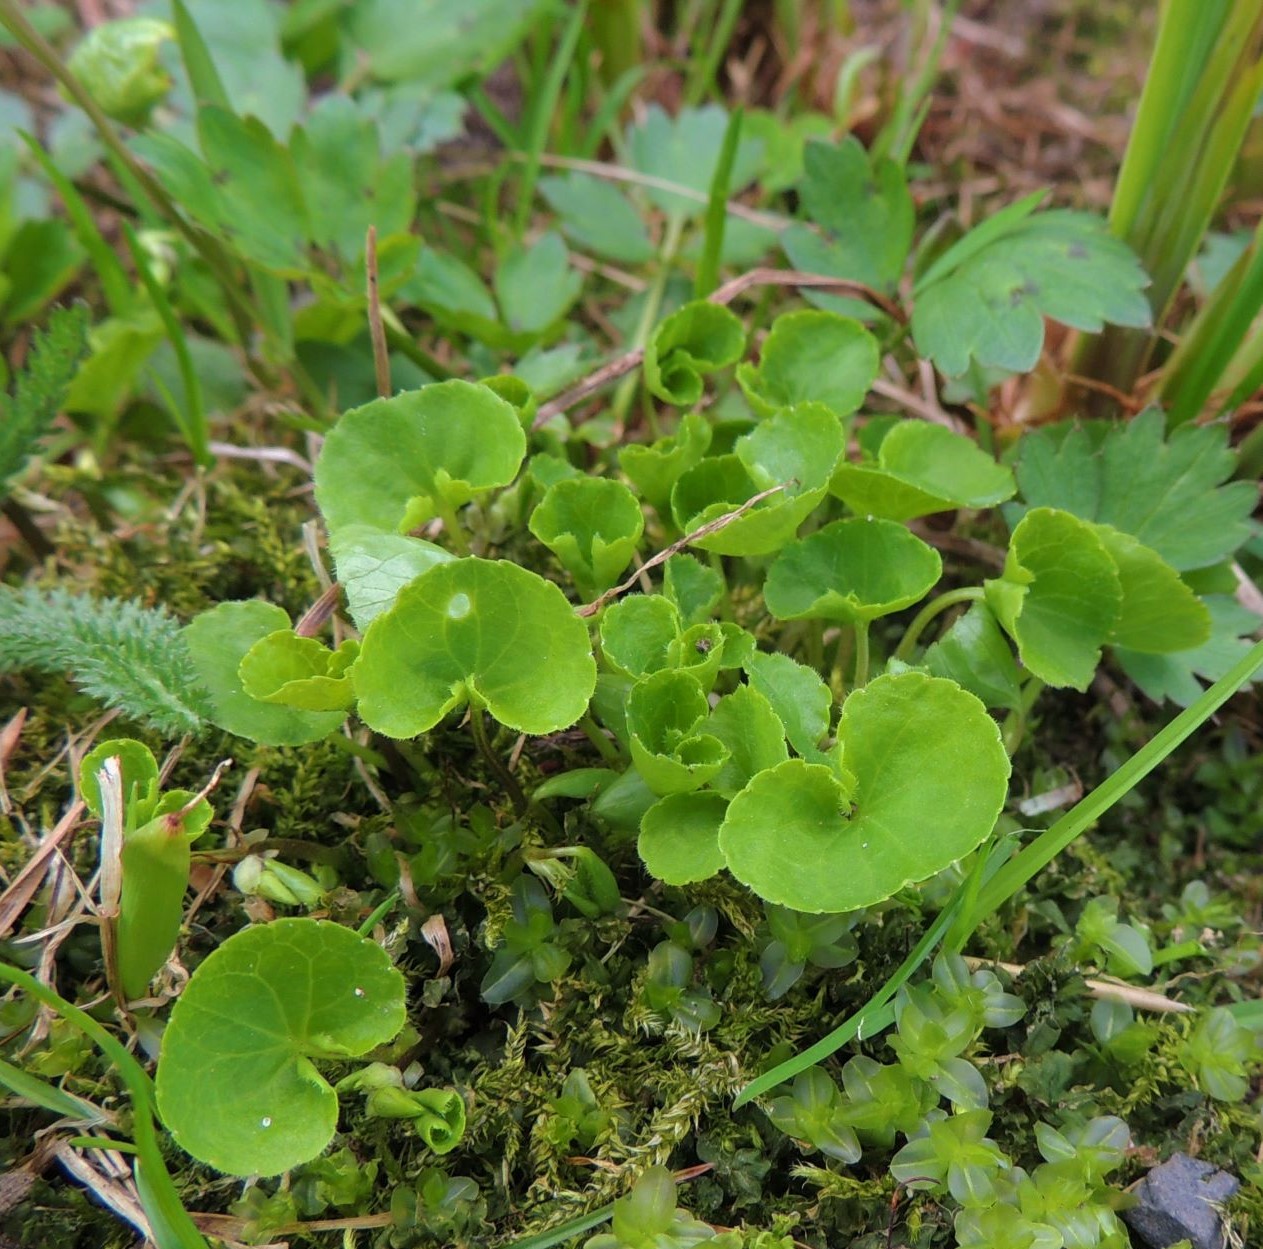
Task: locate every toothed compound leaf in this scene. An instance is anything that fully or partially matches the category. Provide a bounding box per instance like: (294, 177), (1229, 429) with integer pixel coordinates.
(831, 421), (1015, 521)
(638, 791), (729, 885)
(912, 203), (1151, 376)
(155, 919), (406, 1176)
(764, 518), (941, 624)
(184, 602), (346, 745)
(620, 411), (712, 516)
(1010, 409), (1256, 571)
(736, 310), (879, 419)
(352, 559), (596, 737)
(719, 672), (1009, 911)
(643, 301), (745, 407)
(671, 404), (845, 554)
(984, 508), (1122, 690)
(329, 525), (455, 630)
(239, 631), (359, 712)
(529, 477), (644, 599)
(922, 603), (1023, 712)
(626, 670), (729, 796)
(314, 381), (526, 536)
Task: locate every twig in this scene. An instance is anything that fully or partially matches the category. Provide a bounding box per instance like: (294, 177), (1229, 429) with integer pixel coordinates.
(964, 956), (1194, 1014)
(294, 581), (342, 638)
(0, 801), (85, 939)
(366, 225), (391, 399)
(578, 483), (787, 617)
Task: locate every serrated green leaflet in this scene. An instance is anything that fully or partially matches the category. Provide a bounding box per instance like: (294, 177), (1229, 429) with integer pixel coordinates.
(1010, 409), (1256, 571)
(626, 670), (729, 795)
(671, 404), (845, 554)
(352, 559), (596, 738)
(620, 411), (712, 517)
(831, 421), (1015, 521)
(912, 208), (1151, 376)
(985, 508), (1122, 690)
(922, 603), (1023, 712)
(494, 232), (582, 343)
(637, 791), (728, 885)
(184, 602), (347, 745)
(719, 672), (1009, 912)
(238, 631), (359, 712)
(744, 649), (832, 760)
(155, 919), (406, 1176)
(764, 518), (941, 624)
(539, 174), (654, 264)
(313, 381), (526, 537)
(706, 683), (788, 797)
(643, 300), (745, 407)
(736, 309), (878, 419)
(329, 526), (455, 630)
(529, 476), (644, 599)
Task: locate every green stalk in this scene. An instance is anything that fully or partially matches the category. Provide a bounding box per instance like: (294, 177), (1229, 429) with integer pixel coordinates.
(693, 107), (743, 298)
(469, 705), (529, 822)
(852, 620), (871, 689)
(588, 0), (642, 88)
(683, 0), (743, 107)
(893, 586), (983, 662)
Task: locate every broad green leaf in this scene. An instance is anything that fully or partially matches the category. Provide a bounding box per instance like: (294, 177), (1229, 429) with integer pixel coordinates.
(620, 411), (712, 517)
(671, 404), (846, 555)
(643, 301), (745, 407)
(626, 670), (728, 796)
(529, 477), (644, 599)
(923, 603), (1023, 712)
(638, 792), (728, 885)
(831, 421), (1016, 521)
(764, 518), (941, 624)
(663, 554), (724, 625)
(599, 595), (681, 680)
(184, 602), (347, 746)
(155, 919), (406, 1176)
(1010, 409), (1256, 571)
(404, 247), (501, 340)
(912, 209), (1151, 376)
(744, 650), (832, 760)
(239, 631), (359, 712)
(781, 137), (914, 301)
(985, 508), (1122, 691)
(329, 525), (455, 630)
(494, 232), (581, 340)
(314, 381), (526, 536)
(539, 174), (655, 264)
(1091, 525), (1210, 653)
(666, 623), (726, 691)
(627, 105), (764, 218)
(707, 684), (788, 797)
(719, 672), (1009, 911)
(352, 559), (596, 737)
(736, 309), (878, 419)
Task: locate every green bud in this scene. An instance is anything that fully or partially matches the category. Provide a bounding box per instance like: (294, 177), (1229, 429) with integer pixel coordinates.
(67, 18), (174, 127)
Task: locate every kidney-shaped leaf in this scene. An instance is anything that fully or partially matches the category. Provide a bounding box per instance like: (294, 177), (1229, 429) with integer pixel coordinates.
(314, 381), (526, 536)
(985, 508), (1122, 690)
(764, 518), (941, 624)
(644, 301), (746, 407)
(529, 477), (644, 599)
(638, 791), (729, 886)
(831, 421), (1016, 521)
(719, 672), (1009, 912)
(353, 559), (596, 737)
(671, 404), (845, 554)
(239, 631), (359, 712)
(155, 918), (406, 1176)
(626, 670), (729, 795)
(736, 309), (879, 419)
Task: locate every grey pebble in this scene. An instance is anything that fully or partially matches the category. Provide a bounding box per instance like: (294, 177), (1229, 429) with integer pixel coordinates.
(1122, 1152), (1240, 1249)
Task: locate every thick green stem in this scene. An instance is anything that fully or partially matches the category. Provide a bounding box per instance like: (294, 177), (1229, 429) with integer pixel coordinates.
(579, 714), (624, 765)
(468, 705), (528, 819)
(852, 620), (871, 689)
(893, 586), (984, 662)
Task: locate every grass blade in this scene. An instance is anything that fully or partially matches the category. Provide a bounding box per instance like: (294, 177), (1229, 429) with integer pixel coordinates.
(693, 107), (743, 299)
(170, 0), (230, 110)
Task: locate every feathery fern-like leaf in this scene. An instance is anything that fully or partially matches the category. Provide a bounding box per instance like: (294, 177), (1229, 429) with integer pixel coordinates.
(0, 586), (210, 735)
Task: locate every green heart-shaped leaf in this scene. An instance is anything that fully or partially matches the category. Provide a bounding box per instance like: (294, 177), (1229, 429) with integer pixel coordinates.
(329, 525), (455, 630)
(353, 558), (596, 737)
(638, 791), (729, 885)
(985, 508), (1122, 690)
(155, 919), (406, 1177)
(184, 602), (347, 746)
(922, 602), (1022, 712)
(529, 477), (645, 599)
(620, 411), (712, 517)
(644, 301), (746, 407)
(764, 518), (941, 624)
(239, 631), (359, 712)
(671, 404), (845, 555)
(831, 421), (1016, 521)
(719, 671), (1009, 911)
(627, 670), (729, 795)
(736, 310), (879, 419)
(313, 381), (526, 536)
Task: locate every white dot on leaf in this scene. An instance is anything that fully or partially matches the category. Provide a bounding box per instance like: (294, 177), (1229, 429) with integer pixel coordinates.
(261, 1117), (272, 1128)
(354, 987), (366, 998)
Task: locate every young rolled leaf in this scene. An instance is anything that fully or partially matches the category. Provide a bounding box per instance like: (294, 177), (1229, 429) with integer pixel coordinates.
(671, 404), (845, 555)
(643, 301), (746, 407)
(736, 309), (879, 419)
(239, 631), (359, 712)
(620, 411), (712, 517)
(763, 518), (942, 625)
(638, 791), (729, 885)
(313, 381), (526, 537)
(830, 421), (1016, 521)
(985, 508), (1123, 691)
(529, 477), (645, 599)
(626, 670), (729, 796)
(719, 671), (1010, 912)
(330, 525), (454, 630)
(352, 558), (596, 738)
(184, 602), (348, 746)
(155, 919), (407, 1176)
